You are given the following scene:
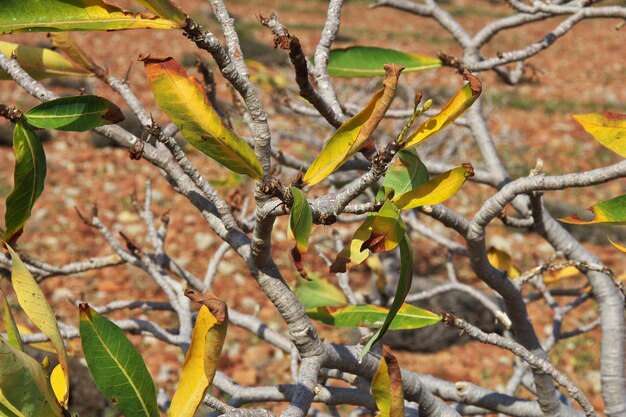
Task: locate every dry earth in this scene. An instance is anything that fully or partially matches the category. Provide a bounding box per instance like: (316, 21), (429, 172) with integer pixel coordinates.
(1, 0), (626, 415)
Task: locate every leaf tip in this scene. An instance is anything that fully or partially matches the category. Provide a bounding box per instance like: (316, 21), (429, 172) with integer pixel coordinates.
(462, 69), (482, 97)
(462, 162), (475, 178)
(78, 303), (92, 320)
(103, 104), (125, 124)
(185, 290), (229, 323)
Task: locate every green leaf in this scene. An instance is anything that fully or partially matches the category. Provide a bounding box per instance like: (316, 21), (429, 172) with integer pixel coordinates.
(134, 0), (187, 26)
(5, 244), (69, 406)
(572, 112), (626, 158)
(1, 289), (23, 351)
(393, 164), (474, 210)
(0, 0), (179, 34)
(558, 194), (626, 225)
(377, 149), (428, 201)
(79, 304), (158, 417)
(0, 336), (63, 417)
(371, 348), (404, 417)
(327, 46), (441, 77)
(403, 71), (482, 149)
(24, 95), (124, 131)
(0, 41), (91, 80)
(306, 303), (439, 330)
(289, 187), (313, 253)
(143, 56), (264, 179)
(288, 187), (313, 279)
(303, 64), (404, 186)
(4, 121), (46, 243)
(0, 389), (27, 417)
(294, 274), (349, 309)
(360, 234), (414, 359)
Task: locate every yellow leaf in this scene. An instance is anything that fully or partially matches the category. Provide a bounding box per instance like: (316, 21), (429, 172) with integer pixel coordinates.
(403, 71), (481, 149)
(609, 237), (626, 253)
(0, 40), (91, 80)
(572, 112), (626, 158)
(330, 215), (375, 273)
(487, 247), (520, 278)
(50, 364), (68, 407)
(5, 244), (69, 407)
(15, 325), (59, 355)
(48, 33), (95, 72)
(303, 64), (404, 186)
(142, 56), (264, 179)
(393, 164), (474, 210)
(544, 266), (581, 284)
(169, 306), (227, 417)
(371, 348), (404, 417)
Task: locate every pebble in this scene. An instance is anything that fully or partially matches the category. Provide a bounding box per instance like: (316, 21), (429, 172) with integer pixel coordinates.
(51, 287), (74, 303)
(194, 232), (215, 251)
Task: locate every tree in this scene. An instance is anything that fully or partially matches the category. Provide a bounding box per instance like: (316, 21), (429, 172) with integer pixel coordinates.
(0, 1), (625, 417)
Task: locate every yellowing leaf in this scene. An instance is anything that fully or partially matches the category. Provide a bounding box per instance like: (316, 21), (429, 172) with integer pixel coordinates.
(0, 0), (179, 34)
(5, 244), (69, 407)
(558, 194), (626, 225)
(572, 112), (626, 158)
(609, 237), (626, 254)
(329, 215), (375, 273)
(15, 325), (57, 355)
(303, 64), (404, 186)
(48, 33), (95, 72)
(487, 247), (520, 278)
(371, 348), (404, 417)
(0, 337), (63, 417)
(133, 0), (187, 26)
(143, 56), (263, 179)
(393, 164), (474, 210)
(0, 41), (91, 80)
(403, 71), (481, 149)
(50, 365), (68, 407)
(1, 290), (23, 351)
(169, 306), (226, 417)
(361, 201), (405, 254)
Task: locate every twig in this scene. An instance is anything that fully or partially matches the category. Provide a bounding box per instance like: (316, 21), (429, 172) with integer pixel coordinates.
(442, 312), (597, 417)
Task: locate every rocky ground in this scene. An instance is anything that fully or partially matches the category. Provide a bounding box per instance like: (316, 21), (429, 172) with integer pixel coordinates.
(1, 1), (626, 415)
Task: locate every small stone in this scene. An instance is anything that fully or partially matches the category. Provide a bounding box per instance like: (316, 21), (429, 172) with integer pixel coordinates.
(102, 182), (117, 194)
(273, 230), (287, 242)
(51, 287), (73, 303)
(118, 210), (139, 223)
(217, 262), (236, 275)
(194, 232), (216, 251)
